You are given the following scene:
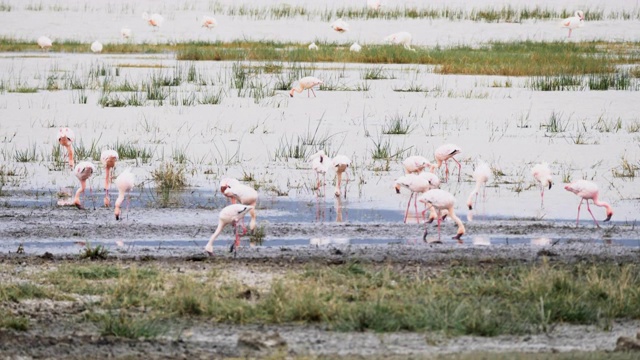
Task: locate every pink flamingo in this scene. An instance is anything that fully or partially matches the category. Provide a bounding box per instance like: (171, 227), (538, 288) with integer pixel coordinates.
(204, 204), (254, 256)
(419, 189), (465, 243)
(37, 36), (52, 51)
(220, 177), (241, 202)
(395, 172), (440, 223)
(561, 10), (584, 38)
(430, 144), (462, 182)
(222, 180), (258, 231)
(142, 12), (164, 29)
(114, 168), (135, 220)
(290, 76), (323, 97)
(73, 161), (95, 209)
(403, 155), (431, 174)
(100, 149), (118, 207)
(332, 154), (351, 198)
(330, 18), (349, 33)
(57, 128), (75, 169)
(466, 161), (492, 211)
(201, 15), (217, 29)
(564, 180), (613, 228)
(532, 162), (553, 207)
(309, 150), (329, 197)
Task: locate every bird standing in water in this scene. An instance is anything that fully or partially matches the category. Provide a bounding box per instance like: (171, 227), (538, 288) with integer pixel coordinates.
(290, 76), (323, 97)
(114, 168), (135, 220)
(564, 180), (612, 228)
(101, 149), (118, 207)
(57, 128), (75, 169)
(73, 161), (95, 209)
(532, 162), (553, 207)
(430, 144), (462, 182)
(419, 189), (465, 243)
(204, 204), (254, 256)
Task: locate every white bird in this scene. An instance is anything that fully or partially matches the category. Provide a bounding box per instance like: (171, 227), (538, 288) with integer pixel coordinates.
(367, 0), (382, 11)
(395, 172), (440, 223)
(332, 154), (351, 198)
(403, 155), (431, 175)
(289, 76), (323, 97)
(430, 144), (462, 182)
(73, 161), (95, 209)
(90, 41), (103, 53)
(204, 204), (254, 256)
(561, 10), (584, 38)
(37, 36), (52, 51)
(349, 42), (362, 52)
(419, 189), (465, 242)
(384, 32), (415, 51)
(57, 127), (75, 169)
(221, 180), (258, 231)
(100, 149), (119, 207)
(309, 150), (330, 197)
(330, 18), (349, 33)
(114, 168), (135, 220)
(120, 27), (132, 39)
(532, 162), (553, 207)
(466, 161), (492, 215)
(308, 42), (319, 50)
(201, 15), (217, 29)
(142, 12), (164, 29)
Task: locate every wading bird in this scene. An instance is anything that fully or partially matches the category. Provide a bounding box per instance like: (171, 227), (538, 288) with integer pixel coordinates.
(221, 179), (258, 231)
(403, 155), (431, 175)
(201, 15), (217, 29)
(100, 149), (118, 207)
(395, 172), (440, 223)
(90, 41), (103, 53)
(290, 76), (323, 97)
(419, 189), (465, 242)
(114, 168), (135, 220)
(204, 204), (254, 256)
(332, 154), (351, 198)
(564, 180), (613, 228)
(309, 150), (330, 197)
(532, 162), (553, 207)
(120, 27), (132, 39)
(383, 31), (415, 51)
(73, 161), (95, 209)
(57, 128), (75, 169)
(142, 12), (164, 29)
(561, 10), (584, 38)
(330, 18), (349, 33)
(349, 42), (361, 52)
(367, 0), (382, 11)
(308, 42), (319, 50)
(467, 161), (492, 211)
(37, 36), (52, 51)
(430, 144), (462, 182)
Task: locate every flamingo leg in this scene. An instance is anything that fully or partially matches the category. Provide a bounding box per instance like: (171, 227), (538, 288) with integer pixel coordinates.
(452, 157), (462, 182)
(323, 173), (326, 198)
(307, 89), (311, 97)
(404, 192), (414, 223)
(126, 192), (131, 220)
(311, 88), (317, 97)
(436, 210), (442, 240)
(568, 29), (572, 38)
(343, 169), (350, 199)
(444, 161), (450, 183)
(413, 194), (420, 224)
(541, 186), (545, 208)
(585, 200), (601, 228)
(576, 198), (584, 226)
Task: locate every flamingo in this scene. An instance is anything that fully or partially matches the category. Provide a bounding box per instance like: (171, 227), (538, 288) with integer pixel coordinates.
(383, 32), (415, 51)
(395, 172), (440, 223)
(419, 189), (465, 242)
(403, 155), (431, 175)
(564, 180), (613, 228)
(100, 149), (118, 207)
(430, 144), (462, 182)
(57, 128), (75, 169)
(90, 41), (103, 53)
(121, 27), (132, 39)
(220, 177), (241, 201)
(561, 10), (584, 38)
(204, 204), (254, 256)
(330, 18), (349, 33)
(308, 42), (319, 50)
(350, 42), (362, 52)
(367, 0), (382, 11)
(222, 180), (258, 231)
(114, 168), (135, 220)
(332, 154), (351, 198)
(309, 150), (330, 197)
(37, 36), (52, 51)
(466, 161), (492, 211)
(532, 162), (553, 207)
(142, 12), (164, 29)
(73, 161), (95, 209)
(201, 15), (217, 29)
(289, 76), (323, 97)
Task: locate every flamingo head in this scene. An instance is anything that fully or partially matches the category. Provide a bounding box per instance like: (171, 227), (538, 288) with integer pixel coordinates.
(308, 150), (326, 162)
(394, 182), (401, 194)
(104, 156), (117, 169)
(576, 10), (584, 20)
(604, 210), (613, 222)
(547, 179), (553, 190)
(58, 128), (74, 145)
(115, 207), (121, 220)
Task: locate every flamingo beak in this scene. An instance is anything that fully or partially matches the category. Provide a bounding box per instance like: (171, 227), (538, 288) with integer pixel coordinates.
(422, 228), (428, 242)
(548, 181), (553, 190)
(395, 186), (400, 194)
(220, 185), (228, 193)
(453, 233), (463, 243)
(115, 214), (120, 220)
(468, 205), (473, 210)
(604, 213), (612, 222)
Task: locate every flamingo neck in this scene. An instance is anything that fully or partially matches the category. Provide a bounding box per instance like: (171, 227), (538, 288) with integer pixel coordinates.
(448, 209), (466, 235)
(592, 195), (613, 215)
(205, 219), (226, 248)
(115, 190), (126, 208)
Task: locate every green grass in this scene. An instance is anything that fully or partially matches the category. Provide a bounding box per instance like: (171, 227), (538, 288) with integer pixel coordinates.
(79, 243), (110, 260)
(0, 311), (29, 331)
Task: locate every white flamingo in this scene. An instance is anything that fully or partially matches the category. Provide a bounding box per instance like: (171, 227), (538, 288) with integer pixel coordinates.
(367, 0), (382, 11)
(309, 150), (330, 197)
(202, 15), (217, 29)
(395, 172), (440, 223)
(403, 155), (431, 175)
(350, 42), (362, 52)
(289, 76), (323, 97)
(466, 161), (492, 211)
(561, 10), (584, 38)
(90, 41), (103, 53)
(37, 36), (52, 51)
(308, 42), (319, 50)
(204, 204), (254, 256)
(384, 32), (415, 51)
(332, 154), (351, 198)
(221, 179), (258, 231)
(73, 161), (95, 209)
(532, 162), (553, 207)
(330, 18), (349, 33)
(430, 144), (462, 182)
(114, 168), (135, 220)
(57, 128), (75, 169)
(419, 189), (465, 242)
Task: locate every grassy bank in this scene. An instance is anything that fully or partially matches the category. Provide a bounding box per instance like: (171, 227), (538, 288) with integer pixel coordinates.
(2, 38), (639, 76)
(1, 259), (639, 338)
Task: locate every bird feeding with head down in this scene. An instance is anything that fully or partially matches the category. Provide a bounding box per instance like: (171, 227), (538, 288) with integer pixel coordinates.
(564, 180), (613, 228)
(290, 76), (323, 98)
(330, 18), (349, 33)
(57, 128), (75, 169)
(430, 144), (462, 183)
(204, 204), (254, 256)
(100, 149), (118, 207)
(419, 189), (465, 243)
(73, 161), (95, 209)
(114, 168), (135, 220)
(532, 162), (553, 207)
(220, 178), (258, 231)
(395, 172), (440, 223)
